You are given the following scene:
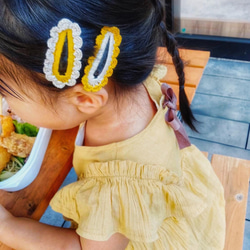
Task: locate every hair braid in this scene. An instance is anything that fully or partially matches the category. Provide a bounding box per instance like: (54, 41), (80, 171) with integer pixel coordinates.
(160, 21), (197, 131)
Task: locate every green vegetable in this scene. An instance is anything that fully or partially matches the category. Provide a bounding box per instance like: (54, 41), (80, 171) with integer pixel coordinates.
(13, 120), (39, 137)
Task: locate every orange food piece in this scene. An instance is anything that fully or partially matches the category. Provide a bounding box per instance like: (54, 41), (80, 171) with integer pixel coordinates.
(0, 146), (11, 172)
(0, 115), (15, 137)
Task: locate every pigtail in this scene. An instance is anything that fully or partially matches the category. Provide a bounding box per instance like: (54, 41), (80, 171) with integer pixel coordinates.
(160, 22), (197, 131)
(151, 0), (197, 130)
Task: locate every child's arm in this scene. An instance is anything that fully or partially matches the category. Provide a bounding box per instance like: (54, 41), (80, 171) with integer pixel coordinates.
(0, 204), (81, 250)
(80, 234), (129, 250)
(0, 205), (129, 250)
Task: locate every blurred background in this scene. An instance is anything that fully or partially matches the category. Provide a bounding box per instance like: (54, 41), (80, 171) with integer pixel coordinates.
(164, 0), (250, 61)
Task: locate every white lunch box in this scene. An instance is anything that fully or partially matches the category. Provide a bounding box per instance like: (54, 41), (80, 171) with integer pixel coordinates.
(0, 128), (52, 192)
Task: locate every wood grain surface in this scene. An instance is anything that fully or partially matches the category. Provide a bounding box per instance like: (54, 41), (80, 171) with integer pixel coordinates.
(211, 154), (250, 250)
(0, 127), (79, 250)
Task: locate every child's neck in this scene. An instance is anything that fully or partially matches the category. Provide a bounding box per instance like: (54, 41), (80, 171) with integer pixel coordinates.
(84, 85), (156, 146)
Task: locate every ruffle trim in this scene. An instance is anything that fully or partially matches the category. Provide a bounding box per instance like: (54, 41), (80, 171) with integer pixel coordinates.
(79, 160), (181, 184)
(143, 64), (167, 109)
(50, 145), (223, 243)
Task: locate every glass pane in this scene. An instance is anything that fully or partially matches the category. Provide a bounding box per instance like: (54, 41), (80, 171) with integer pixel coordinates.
(178, 0), (250, 39)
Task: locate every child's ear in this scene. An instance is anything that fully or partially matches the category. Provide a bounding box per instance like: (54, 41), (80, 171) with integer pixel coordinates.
(67, 84), (109, 114)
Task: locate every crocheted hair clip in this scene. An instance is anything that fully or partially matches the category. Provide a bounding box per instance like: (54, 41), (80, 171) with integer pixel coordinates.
(43, 18), (122, 91)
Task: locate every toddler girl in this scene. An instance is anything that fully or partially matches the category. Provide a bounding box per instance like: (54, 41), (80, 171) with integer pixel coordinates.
(0, 0), (225, 249)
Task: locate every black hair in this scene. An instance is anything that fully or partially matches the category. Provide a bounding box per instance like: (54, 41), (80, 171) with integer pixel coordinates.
(152, 0), (197, 130)
(0, 0), (196, 130)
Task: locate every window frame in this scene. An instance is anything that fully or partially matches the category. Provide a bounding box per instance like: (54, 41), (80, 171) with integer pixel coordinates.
(165, 0), (250, 61)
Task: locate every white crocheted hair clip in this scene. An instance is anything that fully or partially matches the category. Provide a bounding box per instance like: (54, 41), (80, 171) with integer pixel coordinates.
(43, 18), (122, 91)
(81, 26), (121, 92)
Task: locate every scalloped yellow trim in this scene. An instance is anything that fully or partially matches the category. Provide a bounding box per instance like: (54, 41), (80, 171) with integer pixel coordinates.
(53, 29), (74, 82)
(81, 26), (122, 92)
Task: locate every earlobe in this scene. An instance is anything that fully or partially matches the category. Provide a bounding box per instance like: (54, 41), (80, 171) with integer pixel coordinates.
(68, 84), (108, 114)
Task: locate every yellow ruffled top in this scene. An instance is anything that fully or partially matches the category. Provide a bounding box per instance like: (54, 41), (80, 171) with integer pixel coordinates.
(50, 65), (225, 249)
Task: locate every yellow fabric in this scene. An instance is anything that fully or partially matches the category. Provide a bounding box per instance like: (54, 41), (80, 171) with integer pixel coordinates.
(50, 65), (225, 249)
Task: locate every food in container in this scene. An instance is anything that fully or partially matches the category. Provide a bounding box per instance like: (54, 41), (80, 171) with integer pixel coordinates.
(0, 97), (52, 191)
(0, 114), (38, 181)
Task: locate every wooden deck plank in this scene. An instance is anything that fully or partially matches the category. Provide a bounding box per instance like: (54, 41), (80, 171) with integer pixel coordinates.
(178, 48), (211, 68)
(160, 64), (205, 88)
(211, 154), (250, 250)
(157, 47), (210, 68)
(202, 152), (209, 158)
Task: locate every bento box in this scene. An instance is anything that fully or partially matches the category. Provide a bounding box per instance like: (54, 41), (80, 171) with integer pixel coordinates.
(0, 97), (52, 191)
(0, 127), (52, 192)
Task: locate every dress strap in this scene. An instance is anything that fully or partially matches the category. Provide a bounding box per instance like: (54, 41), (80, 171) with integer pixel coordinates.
(161, 83), (191, 149)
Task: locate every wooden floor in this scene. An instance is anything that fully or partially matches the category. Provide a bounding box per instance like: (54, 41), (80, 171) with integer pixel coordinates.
(184, 57), (250, 250)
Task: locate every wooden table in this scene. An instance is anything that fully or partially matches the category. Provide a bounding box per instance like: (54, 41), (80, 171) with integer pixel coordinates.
(0, 127), (79, 250)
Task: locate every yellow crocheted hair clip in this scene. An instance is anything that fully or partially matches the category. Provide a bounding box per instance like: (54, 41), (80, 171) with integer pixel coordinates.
(43, 18), (122, 91)
(43, 18), (83, 88)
